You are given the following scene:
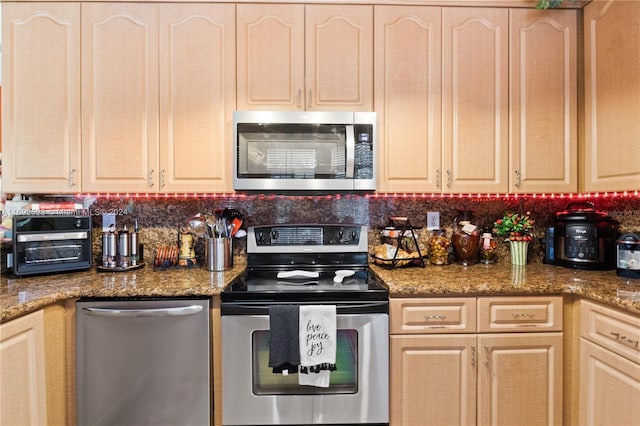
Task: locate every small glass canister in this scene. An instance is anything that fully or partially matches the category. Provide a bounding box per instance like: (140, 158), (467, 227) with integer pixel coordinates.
(480, 229), (498, 264)
(428, 229), (451, 265)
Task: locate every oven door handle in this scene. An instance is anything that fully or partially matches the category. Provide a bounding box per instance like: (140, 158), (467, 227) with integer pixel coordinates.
(82, 305), (204, 318)
(221, 301), (388, 315)
(17, 231), (89, 242)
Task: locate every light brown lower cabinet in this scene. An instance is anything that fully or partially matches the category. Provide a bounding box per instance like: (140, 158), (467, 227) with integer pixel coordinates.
(578, 300), (640, 425)
(0, 310), (47, 425)
(390, 296), (563, 426)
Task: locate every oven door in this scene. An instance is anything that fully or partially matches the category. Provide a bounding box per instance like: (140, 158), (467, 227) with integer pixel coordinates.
(221, 308), (388, 425)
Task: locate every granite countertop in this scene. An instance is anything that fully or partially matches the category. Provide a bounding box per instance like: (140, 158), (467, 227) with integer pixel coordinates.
(2, 258), (640, 322)
(370, 262), (640, 315)
(0, 258), (247, 322)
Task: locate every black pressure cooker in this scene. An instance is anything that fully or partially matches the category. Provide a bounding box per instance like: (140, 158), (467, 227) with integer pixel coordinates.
(551, 202), (618, 270)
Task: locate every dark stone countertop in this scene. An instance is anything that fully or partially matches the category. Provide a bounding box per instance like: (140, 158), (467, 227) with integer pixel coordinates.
(2, 258), (639, 322)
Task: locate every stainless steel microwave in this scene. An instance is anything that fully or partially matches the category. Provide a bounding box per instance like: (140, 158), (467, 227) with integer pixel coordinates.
(233, 111), (376, 192)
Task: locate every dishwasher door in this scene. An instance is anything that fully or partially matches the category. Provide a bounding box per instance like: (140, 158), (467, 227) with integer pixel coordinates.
(76, 298), (211, 426)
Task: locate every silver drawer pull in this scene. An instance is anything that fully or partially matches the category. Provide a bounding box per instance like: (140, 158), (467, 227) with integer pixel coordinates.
(611, 332), (640, 349)
(512, 313), (535, 319)
(425, 314), (447, 320)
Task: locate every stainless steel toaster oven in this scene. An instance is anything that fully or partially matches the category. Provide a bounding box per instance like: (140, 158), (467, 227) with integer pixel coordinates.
(11, 215), (92, 276)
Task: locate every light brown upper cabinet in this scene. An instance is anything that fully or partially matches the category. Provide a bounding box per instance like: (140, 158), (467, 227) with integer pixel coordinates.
(82, 3), (235, 193)
(583, 0), (640, 193)
(82, 3), (160, 193)
(377, 6), (578, 194)
(237, 4), (373, 111)
(375, 6), (443, 193)
(509, 9), (577, 193)
(442, 8), (510, 194)
(2, 3), (81, 194)
(377, 7), (509, 193)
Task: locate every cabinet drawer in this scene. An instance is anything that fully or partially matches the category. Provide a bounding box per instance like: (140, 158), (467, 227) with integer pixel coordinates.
(581, 299), (640, 364)
(477, 296), (563, 332)
(390, 298), (477, 334)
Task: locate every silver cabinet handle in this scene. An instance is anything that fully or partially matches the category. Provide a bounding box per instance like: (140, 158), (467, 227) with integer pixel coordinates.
(424, 314), (447, 320)
(471, 346), (476, 367)
(307, 88), (312, 109)
(296, 88), (302, 108)
(68, 169), (77, 187)
(515, 169), (522, 188)
(512, 312), (535, 319)
(148, 169), (155, 188)
(82, 305), (203, 318)
(610, 331), (640, 349)
(436, 169), (441, 189)
(446, 169), (452, 189)
(484, 346), (491, 368)
(160, 169), (166, 189)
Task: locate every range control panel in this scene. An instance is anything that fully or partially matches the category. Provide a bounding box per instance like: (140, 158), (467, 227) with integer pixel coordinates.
(247, 225), (367, 253)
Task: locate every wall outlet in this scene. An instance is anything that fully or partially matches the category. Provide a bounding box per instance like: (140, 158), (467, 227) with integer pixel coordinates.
(427, 212), (440, 230)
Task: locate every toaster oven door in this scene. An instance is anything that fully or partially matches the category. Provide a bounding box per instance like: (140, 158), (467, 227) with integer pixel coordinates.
(13, 231), (92, 275)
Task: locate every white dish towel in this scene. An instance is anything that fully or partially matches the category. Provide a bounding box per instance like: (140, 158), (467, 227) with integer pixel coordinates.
(298, 305), (336, 388)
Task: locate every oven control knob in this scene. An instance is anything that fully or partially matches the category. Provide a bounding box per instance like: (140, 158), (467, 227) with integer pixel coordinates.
(271, 230), (279, 241)
(337, 228), (344, 239)
(351, 230), (358, 241)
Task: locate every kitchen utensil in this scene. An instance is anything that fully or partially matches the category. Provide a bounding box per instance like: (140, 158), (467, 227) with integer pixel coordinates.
(187, 214), (208, 238)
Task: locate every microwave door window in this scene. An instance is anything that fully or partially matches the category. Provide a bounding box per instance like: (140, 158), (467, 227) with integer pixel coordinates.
(238, 124), (347, 179)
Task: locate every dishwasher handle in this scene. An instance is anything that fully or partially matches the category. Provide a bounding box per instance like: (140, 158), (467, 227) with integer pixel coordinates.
(82, 305), (204, 318)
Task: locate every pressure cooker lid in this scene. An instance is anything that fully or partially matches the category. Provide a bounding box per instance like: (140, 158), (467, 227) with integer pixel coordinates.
(555, 201), (612, 221)
(617, 232), (640, 247)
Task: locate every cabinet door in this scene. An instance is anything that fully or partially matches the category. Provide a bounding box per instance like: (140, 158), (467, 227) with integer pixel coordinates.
(0, 310), (47, 426)
(579, 338), (640, 426)
(390, 334), (476, 426)
(236, 4), (305, 110)
(159, 4), (235, 193)
(584, 0), (640, 192)
(478, 333), (563, 426)
(509, 9), (577, 194)
(305, 5), (373, 111)
(374, 6), (442, 193)
(82, 3), (159, 193)
(2, 3), (81, 193)
(442, 8), (508, 194)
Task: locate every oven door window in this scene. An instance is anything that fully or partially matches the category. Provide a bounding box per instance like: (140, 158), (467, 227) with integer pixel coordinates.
(19, 239), (89, 265)
(237, 123), (347, 179)
(252, 329), (358, 395)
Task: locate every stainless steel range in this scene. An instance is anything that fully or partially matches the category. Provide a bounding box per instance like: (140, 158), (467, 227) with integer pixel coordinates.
(221, 224), (389, 426)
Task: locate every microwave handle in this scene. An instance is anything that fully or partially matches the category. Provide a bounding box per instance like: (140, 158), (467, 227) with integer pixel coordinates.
(346, 125), (355, 178)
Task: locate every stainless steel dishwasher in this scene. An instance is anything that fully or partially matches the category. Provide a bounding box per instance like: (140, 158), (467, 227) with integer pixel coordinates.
(76, 298), (211, 426)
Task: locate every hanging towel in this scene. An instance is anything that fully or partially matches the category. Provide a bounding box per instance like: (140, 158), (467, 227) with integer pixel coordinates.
(268, 305), (300, 374)
(299, 305), (337, 388)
